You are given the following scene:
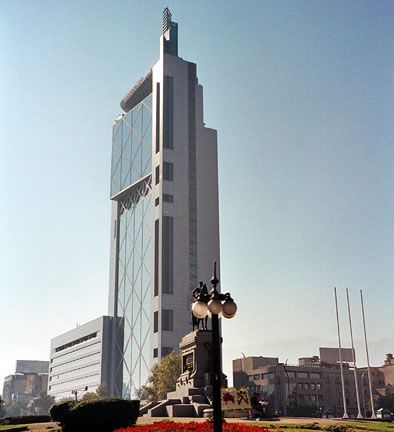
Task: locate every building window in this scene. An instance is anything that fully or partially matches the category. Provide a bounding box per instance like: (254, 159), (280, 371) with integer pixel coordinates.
(154, 311), (158, 333)
(164, 75), (174, 149)
(254, 374), (260, 380)
(297, 372), (308, 378)
(154, 219), (159, 296)
(162, 309), (173, 331)
(163, 162), (173, 181)
(318, 394), (323, 401)
(263, 372), (274, 380)
(162, 216), (173, 294)
(155, 165), (160, 184)
(248, 375), (253, 381)
(287, 371), (296, 378)
(304, 383), (309, 390)
(156, 82), (160, 153)
(311, 395), (316, 401)
(155, 197), (159, 206)
(299, 394), (304, 400)
(163, 194), (174, 203)
(317, 383), (322, 390)
(310, 372), (321, 379)
(55, 332), (98, 353)
(153, 348), (158, 358)
(298, 383), (303, 390)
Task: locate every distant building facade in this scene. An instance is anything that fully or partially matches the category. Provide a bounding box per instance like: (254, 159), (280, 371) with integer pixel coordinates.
(380, 353), (394, 386)
(2, 360), (49, 403)
(233, 350), (394, 417)
(48, 316), (122, 401)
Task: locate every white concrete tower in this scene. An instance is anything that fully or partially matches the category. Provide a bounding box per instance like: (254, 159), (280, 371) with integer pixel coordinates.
(108, 9), (220, 398)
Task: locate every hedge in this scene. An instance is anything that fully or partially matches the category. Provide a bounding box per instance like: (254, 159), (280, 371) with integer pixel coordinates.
(50, 398), (140, 432)
(1, 415), (51, 425)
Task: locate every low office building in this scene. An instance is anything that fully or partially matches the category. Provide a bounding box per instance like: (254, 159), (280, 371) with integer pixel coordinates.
(2, 360), (49, 402)
(48, 316), (122, 400)
(380, 353), (394, 386)
(233, 348), (391, 417)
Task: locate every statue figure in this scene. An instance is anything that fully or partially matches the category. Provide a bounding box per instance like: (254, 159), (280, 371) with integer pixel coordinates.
(192, 282), (210, 330)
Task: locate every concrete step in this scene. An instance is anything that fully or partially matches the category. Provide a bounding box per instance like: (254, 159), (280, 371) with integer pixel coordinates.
(139, 401), (158, 416)
(192, 402), (211, 417)
(189, 394), (206, 403)
(148, 398), (181, 417)
(167, 403), (196, 417)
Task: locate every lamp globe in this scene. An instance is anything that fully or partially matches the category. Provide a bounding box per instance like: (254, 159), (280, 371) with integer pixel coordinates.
(222, 299), (237, 319)
(192, 301), (208, 319)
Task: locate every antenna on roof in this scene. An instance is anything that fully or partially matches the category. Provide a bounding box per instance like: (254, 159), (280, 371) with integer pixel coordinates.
(163, 7), (172, 34)
(162, 8), (178, 56)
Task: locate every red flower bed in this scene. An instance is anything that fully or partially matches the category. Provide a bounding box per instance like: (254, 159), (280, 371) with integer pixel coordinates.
(115, 421), (272, 432)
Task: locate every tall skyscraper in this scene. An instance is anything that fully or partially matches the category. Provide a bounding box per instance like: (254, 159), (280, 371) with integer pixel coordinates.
(108, 9), (220, 398)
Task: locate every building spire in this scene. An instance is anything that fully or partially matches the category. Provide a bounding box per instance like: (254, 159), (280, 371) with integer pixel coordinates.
(162, 7), (172, 34)
(162, 8), (178, 56)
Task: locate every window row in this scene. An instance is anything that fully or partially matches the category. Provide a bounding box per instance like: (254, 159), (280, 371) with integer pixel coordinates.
(50, 352), (101, 373)
(155, 162), (174, 185)
(297, 382), (322, 390)
(55, 332), (98, 353)
(298, 394), (323, 401)
(51, 341), (101, 364)
(153, 309), (173, 333)
(154, 216), (173, 296)
(153, 346), (174, 359)
(155, 194), (174, 206)
(50, 362), (100, 382)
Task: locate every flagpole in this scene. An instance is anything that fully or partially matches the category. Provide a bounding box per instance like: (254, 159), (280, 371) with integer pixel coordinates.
(360, 289), (376, 419)
(334, 287), (349, 418)
(346, 288), (363, 418)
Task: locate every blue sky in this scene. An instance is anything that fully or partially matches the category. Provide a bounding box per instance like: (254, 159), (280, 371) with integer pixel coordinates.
(1, 0), (393, 387)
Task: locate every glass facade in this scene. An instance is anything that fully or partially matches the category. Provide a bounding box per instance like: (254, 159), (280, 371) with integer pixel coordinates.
(111, 94), (153, 399)
(111, 95), (152, 197)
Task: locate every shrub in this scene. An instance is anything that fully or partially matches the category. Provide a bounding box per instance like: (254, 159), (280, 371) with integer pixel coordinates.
(2, 415), (51, 425)
(50, 400), (75, 427)
(50, 398), (139, 432)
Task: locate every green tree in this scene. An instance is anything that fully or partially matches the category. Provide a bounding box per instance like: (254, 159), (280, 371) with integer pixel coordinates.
(96, 383), (109, 398)
(3, 398), (30, 416)
(31, 392), (56, 415)
(377, 385), (394, 412)
(81, 382), (110, 400)
(141, 351), (181, 402)
(81, 391), (99, 400)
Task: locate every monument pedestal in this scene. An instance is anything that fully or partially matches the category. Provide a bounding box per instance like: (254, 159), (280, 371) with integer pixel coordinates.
(140, 330), (227, 417)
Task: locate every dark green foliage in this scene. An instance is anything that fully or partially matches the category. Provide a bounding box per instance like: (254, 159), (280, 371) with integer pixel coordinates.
(141, 351), (181, 402)
(50, 398), (140, 432)
(2, 415), (51, 425)
(1, 398), (30, 417)
(31, 392), (56, 415)
(49, 400), (75, 425)
(323, 426), (351, 432)
(0, 427), (28, 431)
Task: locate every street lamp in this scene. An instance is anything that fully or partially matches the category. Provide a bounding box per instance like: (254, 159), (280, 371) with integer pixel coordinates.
(191, 262), (237, 432)
(71, 386), (88, 401)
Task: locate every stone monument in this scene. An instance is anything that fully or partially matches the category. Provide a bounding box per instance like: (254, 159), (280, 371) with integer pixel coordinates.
(139, 329), (227, 417)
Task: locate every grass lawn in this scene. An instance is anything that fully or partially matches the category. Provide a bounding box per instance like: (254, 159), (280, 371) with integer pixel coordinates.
(254, 421), (394, 432)
(0, 426), (28, 431)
